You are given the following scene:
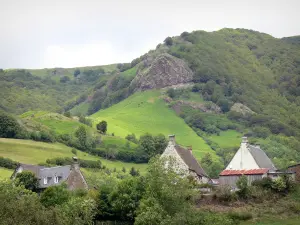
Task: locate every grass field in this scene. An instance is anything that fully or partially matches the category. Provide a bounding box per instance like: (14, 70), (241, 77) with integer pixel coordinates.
(70, 102), (90, 116)
(121, 67), (137, 79)
(91, 90), (214, 160)
(242, 217), (300, 225)
(0, 138), (147, 173)
(208, 130), (242, 149)
(0, 167), (13, 180)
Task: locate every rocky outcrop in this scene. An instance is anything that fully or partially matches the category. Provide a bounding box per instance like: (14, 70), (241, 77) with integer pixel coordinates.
(230, 103), (255, 115)
(163, 97), (222, 114)
(131, 53), (193, 90)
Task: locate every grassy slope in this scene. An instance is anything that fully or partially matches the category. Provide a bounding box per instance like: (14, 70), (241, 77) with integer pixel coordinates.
(208, 130), (242, 149)
(0, 168), (13, 180)
(70, 102), (90, 115)
(91, 90), (213, 159)
(0, 138), (146, 173)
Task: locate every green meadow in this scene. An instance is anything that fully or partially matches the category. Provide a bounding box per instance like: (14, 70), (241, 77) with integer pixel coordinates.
(0, 167), (13, 180)
(0, 138), (147, 173)
(91, 90), (214, 160)
(208, 130), (242, 149)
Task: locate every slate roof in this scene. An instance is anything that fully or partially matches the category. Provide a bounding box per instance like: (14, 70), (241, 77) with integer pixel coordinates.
(14, 164), (87, 189)
(174, 145), (208, 177)
(39, 165), (71, 188)
(248, 145), (277, 171)
(220, 168), (269, 176)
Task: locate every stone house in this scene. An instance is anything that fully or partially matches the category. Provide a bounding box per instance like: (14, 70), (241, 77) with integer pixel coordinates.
(161, 134), (209, 183)
(11, 157), (88, 190)
(219, 137), (293, 187)
(288, 163), (300, 182)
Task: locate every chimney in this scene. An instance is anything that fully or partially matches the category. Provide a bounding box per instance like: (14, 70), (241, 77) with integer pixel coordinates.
(72, 156), (79, 171)
(187, 146), (192, 154)
(241, 136), (248, 144)
(168, 134), (175, 145)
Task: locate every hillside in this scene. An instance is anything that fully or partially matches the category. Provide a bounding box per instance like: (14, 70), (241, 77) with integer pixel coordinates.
(1, 28), (300, 170)
(0, 138), (147, 177)
(91, 90), (214, 159)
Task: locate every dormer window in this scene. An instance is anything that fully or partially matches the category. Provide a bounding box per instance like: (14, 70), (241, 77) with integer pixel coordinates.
(54, 175), (59, 183)
(44, 177), (47, 184)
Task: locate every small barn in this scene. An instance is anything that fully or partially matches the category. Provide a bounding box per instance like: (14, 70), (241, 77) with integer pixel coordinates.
(288, 163), (300, 182)
(11, 158), (88, 190)
(219, 137), (278, 187)
(161, 134), (209, 183)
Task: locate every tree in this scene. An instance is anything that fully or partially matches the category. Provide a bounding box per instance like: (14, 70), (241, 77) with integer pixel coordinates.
(0, 112), (22, 138)
(60, 76), (70, 83)
(236, 175), (250, 199)
(164, 37), (173, 46)
(96, 120), (107, 134)
(130, 167), (139, 176)
(153, 134), (168, 155)
(125, 133), (138, 144)
(139, 133), (156, 158)
(75, 125), (87, 148)
(109, 177), (145, 221)
(40, 185), (70, 207)
(73, 69), (80, 77)
(201, 153), (213, 167)
(135, 157), (194, 224)
(15, 171), (39, 191)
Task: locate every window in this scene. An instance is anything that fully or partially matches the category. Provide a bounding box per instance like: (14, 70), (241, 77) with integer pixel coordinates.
(54, 176), (59, 183)
(44, 177), (47, 184)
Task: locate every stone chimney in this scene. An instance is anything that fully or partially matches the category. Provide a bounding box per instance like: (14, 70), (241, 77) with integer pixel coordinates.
(168, 134), (175, 145)
(72, 156), (80, 171)
(187, 146), (192, 154)
(241, 136), (248, 144)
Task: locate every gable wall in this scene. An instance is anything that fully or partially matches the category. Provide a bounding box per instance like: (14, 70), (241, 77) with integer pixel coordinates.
(226, 143), (259, 170)
(161, 143), (189, 174)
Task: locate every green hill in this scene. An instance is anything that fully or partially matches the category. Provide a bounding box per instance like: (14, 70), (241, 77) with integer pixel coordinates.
(0, 138), (147, 175)
(91, 90), (213, 159)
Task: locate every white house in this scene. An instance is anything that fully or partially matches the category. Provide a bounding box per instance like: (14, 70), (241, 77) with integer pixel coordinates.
(219, 137), (281, 187)
(161, 134), (209, 183)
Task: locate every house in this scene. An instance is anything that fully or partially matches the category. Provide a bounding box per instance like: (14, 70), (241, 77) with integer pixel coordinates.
(288, 163), (300, 182)
(11, 157), (88, 190)
(161, 134), (209, 183)
(219, 137), (281, 187)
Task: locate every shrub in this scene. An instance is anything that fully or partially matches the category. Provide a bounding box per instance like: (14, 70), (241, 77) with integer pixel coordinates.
(15, 171), (39, 191)
(164, 37), (173, 46)
(0, 156), (19, 169)
(271, 177), (286, 192)
(236, 175), (250, 199)
(214, 185), (237, 203)
(252, 177), (273, 190)
(71, 148), (77, 155)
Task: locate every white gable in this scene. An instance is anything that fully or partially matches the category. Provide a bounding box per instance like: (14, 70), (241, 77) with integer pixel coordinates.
(161, 141), (189, 173)
(226, 140), (259, 170)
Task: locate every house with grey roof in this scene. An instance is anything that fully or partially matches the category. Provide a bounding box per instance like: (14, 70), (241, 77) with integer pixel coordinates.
(11, 158), (88, 190)
(161, 134), (209, 183)
(219, 137), (293, 187)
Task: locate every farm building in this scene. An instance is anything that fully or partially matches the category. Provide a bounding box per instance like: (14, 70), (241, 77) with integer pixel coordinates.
(288, 163), (300, 182)
(219, 137), (284, 187)
(161, 134), (209, 183)
(11, 157), (88, 190)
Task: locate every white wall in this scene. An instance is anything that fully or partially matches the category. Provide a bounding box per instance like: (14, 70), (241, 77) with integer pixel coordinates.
(226, 142), (259, 170)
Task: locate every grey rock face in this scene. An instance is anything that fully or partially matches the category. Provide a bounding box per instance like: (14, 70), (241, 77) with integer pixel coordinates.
(132, 53), (193, 90)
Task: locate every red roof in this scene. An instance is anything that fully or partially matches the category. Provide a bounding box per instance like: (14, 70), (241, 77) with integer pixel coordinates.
(220, 168), (269, 176)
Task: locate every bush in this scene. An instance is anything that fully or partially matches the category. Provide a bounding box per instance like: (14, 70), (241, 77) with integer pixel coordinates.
(71, 148), (77, 155)
(214, 185), (237, 203)
(0, 156), (19, 169)
(164, 37), (173, 46)
(252, 177), (273, 190)
(236, 175), (250, 199)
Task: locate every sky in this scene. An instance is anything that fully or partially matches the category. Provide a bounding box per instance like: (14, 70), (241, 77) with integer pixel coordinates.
(0, 0), (299, 69)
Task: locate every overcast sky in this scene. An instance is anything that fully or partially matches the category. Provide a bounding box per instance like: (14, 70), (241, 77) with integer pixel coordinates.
(0, 0), (299, 69)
